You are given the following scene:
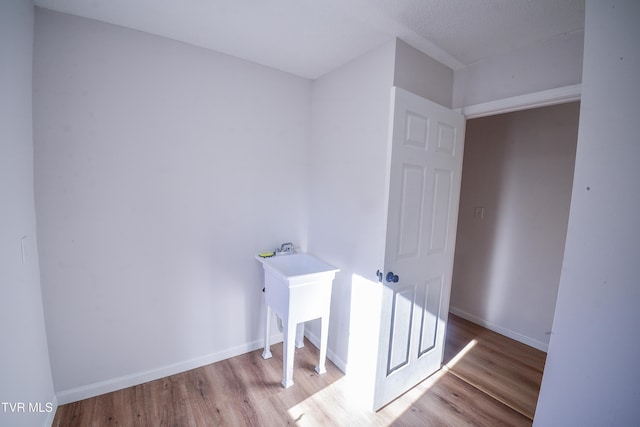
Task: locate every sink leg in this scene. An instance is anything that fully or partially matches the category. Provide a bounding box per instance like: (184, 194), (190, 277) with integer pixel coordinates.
(295, 323), (305, 348)
(262, 305), (272, 360)
(315, 315), (329, 375)
(282, 317), (296, 388)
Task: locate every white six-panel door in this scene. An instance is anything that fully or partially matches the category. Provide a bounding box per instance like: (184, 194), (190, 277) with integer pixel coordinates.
(373, 87), (465, 410)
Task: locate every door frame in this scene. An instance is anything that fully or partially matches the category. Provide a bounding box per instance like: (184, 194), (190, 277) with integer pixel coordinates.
(456, 84), (581, 119)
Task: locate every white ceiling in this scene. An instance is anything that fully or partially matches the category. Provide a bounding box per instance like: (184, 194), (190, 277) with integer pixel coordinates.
(33, 0), (585, 79)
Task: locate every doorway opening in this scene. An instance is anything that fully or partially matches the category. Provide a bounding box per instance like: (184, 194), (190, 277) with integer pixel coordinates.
(447, 95), (581, 417)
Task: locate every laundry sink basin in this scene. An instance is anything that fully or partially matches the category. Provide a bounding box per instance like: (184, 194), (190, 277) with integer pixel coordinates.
(255, 253), (339, 285)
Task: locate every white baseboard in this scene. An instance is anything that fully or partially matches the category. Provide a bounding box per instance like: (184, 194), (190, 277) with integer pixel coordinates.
(56, 333), (283, 405)
(304, 329), (348, 374)
(449, 306), (548, 353)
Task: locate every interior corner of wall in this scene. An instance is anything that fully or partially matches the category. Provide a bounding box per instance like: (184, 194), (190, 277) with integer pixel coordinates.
(452, 69), (466, 110)
(45, 394), (59, 426)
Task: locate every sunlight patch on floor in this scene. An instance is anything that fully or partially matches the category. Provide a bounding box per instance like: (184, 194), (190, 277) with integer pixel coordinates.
(445, 339), (478, 369)
(383, 338), (478, 422)
(381, 368), (448, 420)
(384, 339), (478, 420)
(287, 338), (479, 424)
(286, 376), (369, 425)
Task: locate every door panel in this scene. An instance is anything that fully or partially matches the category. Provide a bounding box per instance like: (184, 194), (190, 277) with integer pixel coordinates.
(387, 284), (416, 374)
(404, 112), (430, 149)
(374, 87), (465, 410)
(418, 276), (443, 357)
(397, 165), (426, 260)
(436, 122), (456, 155)
(429, 168), (453, 254)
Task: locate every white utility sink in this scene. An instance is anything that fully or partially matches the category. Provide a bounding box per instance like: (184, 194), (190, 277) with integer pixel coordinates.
(255, 252), (339, 388)
(257, 253), (339, 283)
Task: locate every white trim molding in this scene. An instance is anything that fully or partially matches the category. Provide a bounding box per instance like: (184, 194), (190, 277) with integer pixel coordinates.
(457, 84), (581, 119)
(55, 333), (283, 405)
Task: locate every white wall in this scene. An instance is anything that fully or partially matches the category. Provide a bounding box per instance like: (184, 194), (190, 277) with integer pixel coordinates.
(0, 1), (57, 425)
(535, 0), (640, 424)
(306, 40), (396, 371)
(450, 102), (580, 351)
(394, 39), (454, 108)
(33, 9), (311, 401)
(453, 30), (584, 109)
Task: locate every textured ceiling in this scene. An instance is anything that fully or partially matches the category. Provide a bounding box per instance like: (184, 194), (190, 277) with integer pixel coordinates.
(33, 0), (585, 79)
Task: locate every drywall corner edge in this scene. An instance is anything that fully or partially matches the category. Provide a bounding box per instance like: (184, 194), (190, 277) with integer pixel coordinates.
(44, 395), (58, 427)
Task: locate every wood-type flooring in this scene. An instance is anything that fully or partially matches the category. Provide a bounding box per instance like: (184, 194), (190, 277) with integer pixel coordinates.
(53, 314), (546, 426)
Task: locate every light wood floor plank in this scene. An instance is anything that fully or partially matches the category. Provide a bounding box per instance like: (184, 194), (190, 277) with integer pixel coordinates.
(444, 314), (547, 419)
(54, 314), (542, 426)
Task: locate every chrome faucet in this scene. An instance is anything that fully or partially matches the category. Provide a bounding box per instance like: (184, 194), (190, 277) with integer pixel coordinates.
(278, 242), (294, 254)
